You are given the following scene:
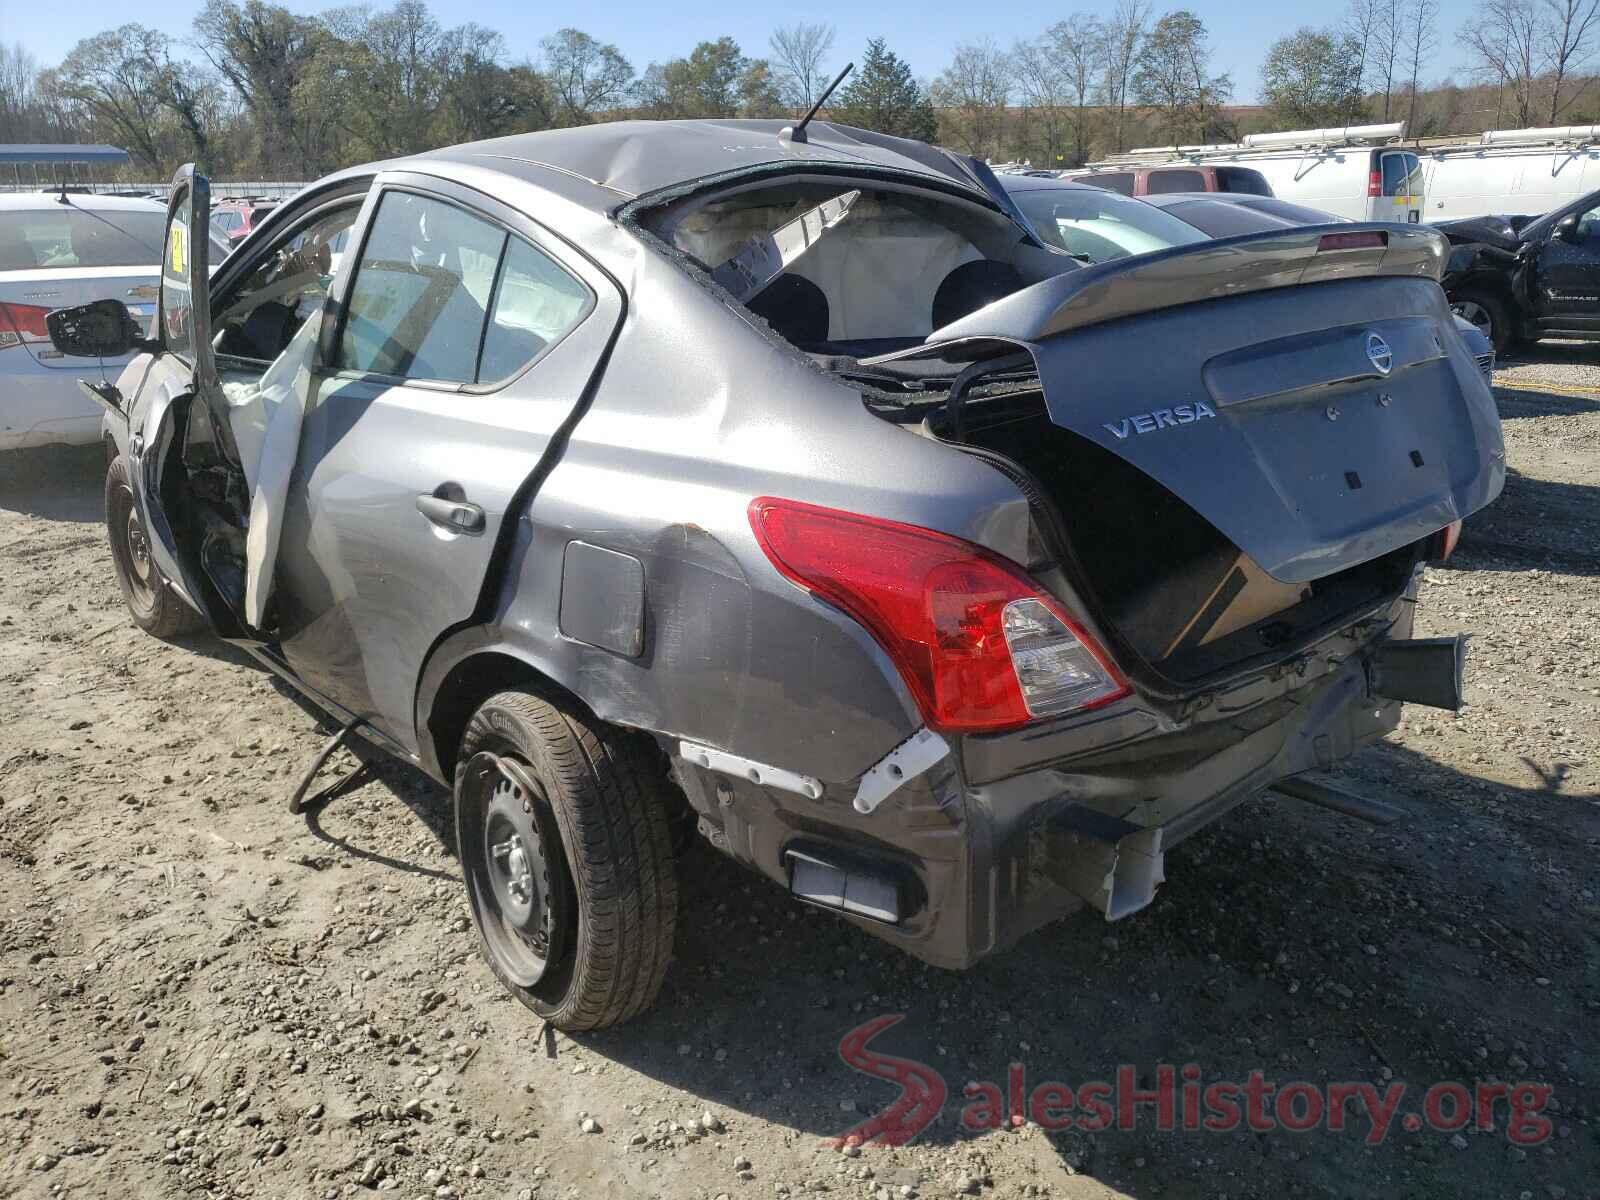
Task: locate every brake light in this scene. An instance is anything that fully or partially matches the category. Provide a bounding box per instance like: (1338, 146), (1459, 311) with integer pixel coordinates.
(1318, 231), (1387, 252)
(0, 302), (51, 350)
(1368, 169), (1382, 197)
(749, 497), (1129, 733)
(1433, 519), (1463, 561)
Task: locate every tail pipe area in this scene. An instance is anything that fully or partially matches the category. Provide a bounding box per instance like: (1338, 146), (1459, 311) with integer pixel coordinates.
(1367, 634), (1467, 711)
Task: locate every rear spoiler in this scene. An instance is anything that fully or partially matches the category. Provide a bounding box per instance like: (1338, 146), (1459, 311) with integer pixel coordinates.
(863, 224), (1449, 364)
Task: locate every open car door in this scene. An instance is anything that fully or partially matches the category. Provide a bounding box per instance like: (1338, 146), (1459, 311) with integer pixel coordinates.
(125, 164), (244, 636)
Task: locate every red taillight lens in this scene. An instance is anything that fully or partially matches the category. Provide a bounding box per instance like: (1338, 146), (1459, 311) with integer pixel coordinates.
(1368, 169), (1382, 197)
(1433, 519), (1463, 561)
(0, 302), (52, 350)
(749, 497), (1129, 733)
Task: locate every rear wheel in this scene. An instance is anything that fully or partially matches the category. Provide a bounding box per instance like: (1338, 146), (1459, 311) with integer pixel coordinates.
(104, 455), (204, 638)
(1450, 287), (1515, 354)
(455, 689), (678, 1031)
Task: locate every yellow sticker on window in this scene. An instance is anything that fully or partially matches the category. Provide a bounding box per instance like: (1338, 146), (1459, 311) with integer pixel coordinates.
(169, 223), (186, 276)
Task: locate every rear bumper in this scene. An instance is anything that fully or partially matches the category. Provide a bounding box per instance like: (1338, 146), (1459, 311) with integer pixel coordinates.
(674, 594), (1429, 969)
(0, 364), (104, 449)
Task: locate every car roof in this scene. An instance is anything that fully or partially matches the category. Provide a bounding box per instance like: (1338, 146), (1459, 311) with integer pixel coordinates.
(0, 192), (165, 214)
(395, 119), (987, 209)
(995, 174), (1109, 194)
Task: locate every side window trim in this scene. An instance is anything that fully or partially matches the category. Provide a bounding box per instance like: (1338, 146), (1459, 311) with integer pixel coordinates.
(324, 178), (597, 395)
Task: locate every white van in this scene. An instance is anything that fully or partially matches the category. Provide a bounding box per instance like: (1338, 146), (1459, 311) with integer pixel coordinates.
(1093, 126), (1425, 223)
(1421, 127), (1600, 220)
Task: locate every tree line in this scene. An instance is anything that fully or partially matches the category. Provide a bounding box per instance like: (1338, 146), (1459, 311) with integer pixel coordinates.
(1, 0), (1599, 181)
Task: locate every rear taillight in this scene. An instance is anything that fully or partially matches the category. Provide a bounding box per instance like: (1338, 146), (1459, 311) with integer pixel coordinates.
(1318, 231), (1387, 252)
(1368, 169), (1382, 197)
(1433, 519), (1463, 561)
(749, 497), (1129, 733)
(0, 302), (51, 350)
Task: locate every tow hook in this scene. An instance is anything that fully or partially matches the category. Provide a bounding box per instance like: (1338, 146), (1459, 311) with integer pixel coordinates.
(1366, 635), (1467, 711)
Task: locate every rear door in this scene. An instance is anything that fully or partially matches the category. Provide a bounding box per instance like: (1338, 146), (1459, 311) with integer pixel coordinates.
(1375, 150), (1424, 223)
(271, 172), (622, 751)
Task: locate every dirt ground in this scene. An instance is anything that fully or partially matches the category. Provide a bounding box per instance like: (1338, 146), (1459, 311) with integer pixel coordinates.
(1, 354), (1596, 1200)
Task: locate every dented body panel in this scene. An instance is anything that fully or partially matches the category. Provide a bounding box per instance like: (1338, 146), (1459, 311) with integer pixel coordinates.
(83, 121), (1504, 972)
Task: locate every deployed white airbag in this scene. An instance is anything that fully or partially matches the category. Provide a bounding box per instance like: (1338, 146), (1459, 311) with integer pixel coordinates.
(222, 312), (323, 628)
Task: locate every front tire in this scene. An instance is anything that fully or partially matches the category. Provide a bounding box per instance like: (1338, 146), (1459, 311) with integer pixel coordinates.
(104, 455), (204, 639)
(455, 690), (678, 1031)
(1450, 287), (1515, 354)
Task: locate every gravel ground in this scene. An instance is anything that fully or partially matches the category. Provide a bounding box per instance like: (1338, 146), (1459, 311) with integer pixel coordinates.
(0, 355), (1595, 1200)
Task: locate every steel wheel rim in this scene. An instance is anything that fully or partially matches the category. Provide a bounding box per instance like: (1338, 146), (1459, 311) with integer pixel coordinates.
(468, 757), (566, 988)
(111, 484), (157, 610)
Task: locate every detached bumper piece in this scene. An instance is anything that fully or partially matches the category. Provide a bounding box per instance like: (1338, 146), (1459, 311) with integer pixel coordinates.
(1367, 634), (1467, 711)
(786, 848), (901, 924)
(1043, 806), (1166, 921)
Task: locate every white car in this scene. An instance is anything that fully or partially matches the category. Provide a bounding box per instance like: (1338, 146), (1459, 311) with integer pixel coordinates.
(0, 193), (206, 451)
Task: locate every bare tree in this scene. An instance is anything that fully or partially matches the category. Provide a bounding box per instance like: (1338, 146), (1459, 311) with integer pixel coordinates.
(930, 39), (1011, 158)
(1541, 0), (1600, 119)
(1133, 9), (1230, 145)
(54, 27), (169, 169)
(1010, 39), (1069, 167)
(1458, 0), (1540, 126)
(1102, 0), (1150, 151)
(768, 22), (835, 113)
(1371, 0), (1405, 119)
(1047, 18), (1109, 165)
(541, 27), (633, 125)
(1402, 0), (1441, 131)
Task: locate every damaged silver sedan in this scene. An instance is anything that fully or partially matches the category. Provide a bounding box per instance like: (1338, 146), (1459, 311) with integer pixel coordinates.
(48, 118), (1504, 1030)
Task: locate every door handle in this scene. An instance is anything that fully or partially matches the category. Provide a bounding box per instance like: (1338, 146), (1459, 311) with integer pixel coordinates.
(416, 491), (485, 534)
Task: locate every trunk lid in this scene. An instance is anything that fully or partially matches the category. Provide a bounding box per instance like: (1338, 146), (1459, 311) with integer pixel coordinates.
(1, 266), (160, 368)
(871, 225), (1506, 584)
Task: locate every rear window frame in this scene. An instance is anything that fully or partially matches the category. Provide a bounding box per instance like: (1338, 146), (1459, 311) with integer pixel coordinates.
(0, 204), (167, 271)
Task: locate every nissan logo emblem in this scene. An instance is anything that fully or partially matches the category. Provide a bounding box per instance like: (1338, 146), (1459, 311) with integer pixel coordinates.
(1366, 331), (1393, 376)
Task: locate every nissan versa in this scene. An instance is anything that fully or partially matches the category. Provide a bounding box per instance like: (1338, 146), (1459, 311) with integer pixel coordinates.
(46, 118), (1505, 1031)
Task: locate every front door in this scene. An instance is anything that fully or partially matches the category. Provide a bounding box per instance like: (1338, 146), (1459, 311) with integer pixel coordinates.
(1530, 201), (1600, 330)
(126, 164), (237, 630)
(270, 173), (622, 753)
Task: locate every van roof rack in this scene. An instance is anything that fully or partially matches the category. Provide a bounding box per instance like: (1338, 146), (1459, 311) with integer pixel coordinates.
(1088, 122), (1406, 168)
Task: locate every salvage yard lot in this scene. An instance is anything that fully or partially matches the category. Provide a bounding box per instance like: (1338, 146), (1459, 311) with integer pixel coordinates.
(1, 360), (1596, 1200)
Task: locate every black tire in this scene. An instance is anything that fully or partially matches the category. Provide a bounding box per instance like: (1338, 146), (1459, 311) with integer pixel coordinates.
(104, 455), (204, 639)
(455, 690), (678, 1031)
(1450, 287), (1515, 355)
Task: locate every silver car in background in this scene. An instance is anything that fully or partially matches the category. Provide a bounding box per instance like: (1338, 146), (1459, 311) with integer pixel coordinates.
(0, 193), (170, 450)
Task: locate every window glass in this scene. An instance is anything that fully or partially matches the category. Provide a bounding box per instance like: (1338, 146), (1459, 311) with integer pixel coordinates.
(211, 210), (242, 235)
(1011, 186), (1208, 263)
(1163, 200), (1290, 238)
(0, 207), (165, 271)
(1381, 153), (1410, 196)
(214, 202), (360, 363)
(1217, 167), (1272, 196)
(336, 192), (507, 383)
(1240, 196), (1344, 223)
(1082, 171), (1134, 196)
(477, 236), (592, 383)
(161, 192), (197, 361)
(1146, 169), (1206, 195)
